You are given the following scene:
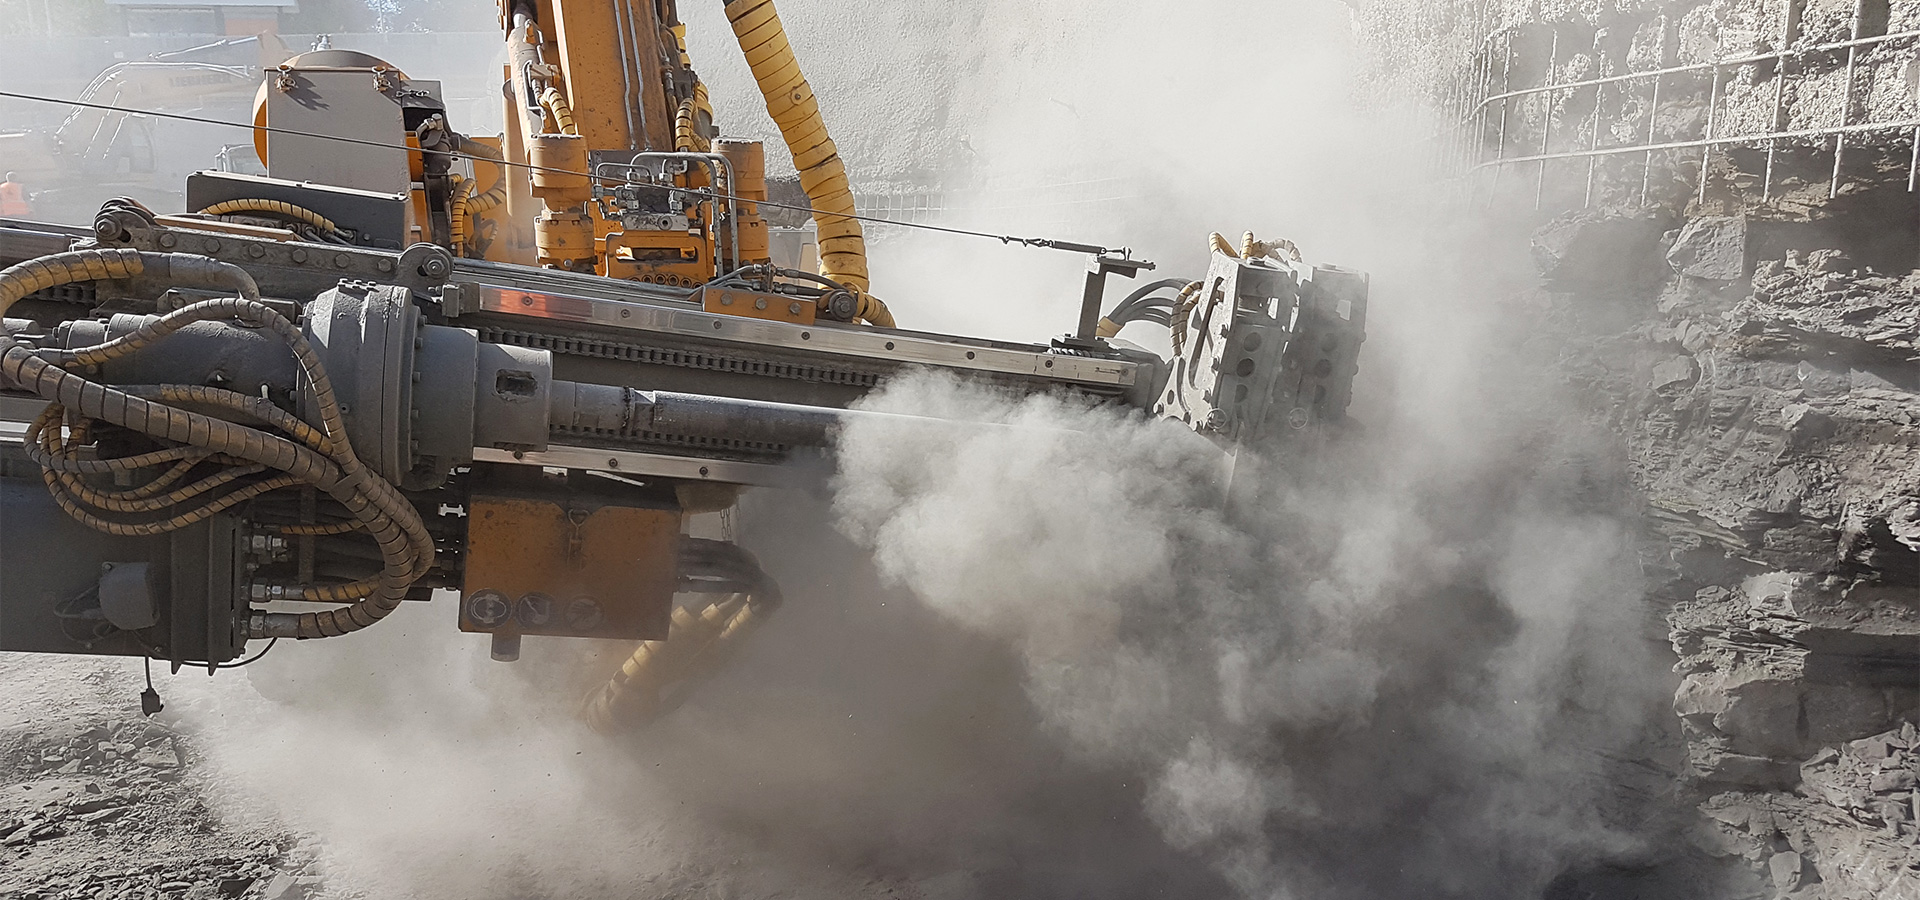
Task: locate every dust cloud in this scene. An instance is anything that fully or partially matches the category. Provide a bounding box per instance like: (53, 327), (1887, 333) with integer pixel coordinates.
(155, 0), (1677, 898)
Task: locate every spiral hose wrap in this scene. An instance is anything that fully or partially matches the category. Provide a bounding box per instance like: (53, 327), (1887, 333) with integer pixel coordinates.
(0, 249), (433, 641)
(723, 0), (893, 327)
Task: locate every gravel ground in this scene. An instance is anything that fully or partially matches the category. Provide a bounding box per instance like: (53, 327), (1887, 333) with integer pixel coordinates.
(0, 653), (313, 900)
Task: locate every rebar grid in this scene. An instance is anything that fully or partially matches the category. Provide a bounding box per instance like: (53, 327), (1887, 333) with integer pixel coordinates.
(1456, 1), (1920, 211)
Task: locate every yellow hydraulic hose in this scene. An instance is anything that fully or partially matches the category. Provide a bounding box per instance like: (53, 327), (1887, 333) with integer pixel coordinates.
(200, 199), (340, 235)
(723, 0), (893, 327)
(460, 137), (508, 213)
(449, 176), (475, 251)
(469, 183), (506, 214)
(674, 82), (713, 153)
(538, 86), (579, 136)
(582, 592), (775, 732)
(1211, 230), (1300, 263)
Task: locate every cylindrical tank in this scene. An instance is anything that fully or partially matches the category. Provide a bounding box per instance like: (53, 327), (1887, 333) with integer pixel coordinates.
(717, 139), (770, 265)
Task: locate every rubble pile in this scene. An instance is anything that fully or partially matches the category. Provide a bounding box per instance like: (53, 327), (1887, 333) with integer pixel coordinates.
(1693, 725), (1920, 898)
(0, 712), (323, 900)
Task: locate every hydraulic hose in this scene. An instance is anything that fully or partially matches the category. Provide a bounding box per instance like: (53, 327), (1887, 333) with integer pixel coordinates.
(538, 86), (579, 136)
(722, 0), (893, 328)
(1168, 280), (1205, 357)
(449, 175), (476, 250)
(199, 199), (343, 238)
(0, 249), (432, 641)
(452, 137), (507, 256)
(674, 85), (713, 153)
(583, 539), (783, 732)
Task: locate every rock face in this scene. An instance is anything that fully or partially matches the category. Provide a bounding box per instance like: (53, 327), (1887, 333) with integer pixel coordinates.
(1667, 216), (1751, 281)
(1543, 205), (1920, 898)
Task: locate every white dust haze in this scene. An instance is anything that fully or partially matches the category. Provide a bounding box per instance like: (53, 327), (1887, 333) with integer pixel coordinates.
(148, 0), (1678, 898)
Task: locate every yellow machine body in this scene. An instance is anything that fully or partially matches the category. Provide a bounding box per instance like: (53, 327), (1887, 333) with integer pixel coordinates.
(459, 493), (681, 643)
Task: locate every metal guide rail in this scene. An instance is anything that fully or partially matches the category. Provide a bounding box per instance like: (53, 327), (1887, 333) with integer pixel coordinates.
(0, 209), (1363, 710)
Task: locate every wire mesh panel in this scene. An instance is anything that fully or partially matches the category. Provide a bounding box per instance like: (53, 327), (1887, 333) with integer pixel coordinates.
(1450, 1), (1920, 214)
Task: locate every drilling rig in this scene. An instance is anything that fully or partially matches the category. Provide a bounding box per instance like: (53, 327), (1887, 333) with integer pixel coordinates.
(0, 0), (1367, 730)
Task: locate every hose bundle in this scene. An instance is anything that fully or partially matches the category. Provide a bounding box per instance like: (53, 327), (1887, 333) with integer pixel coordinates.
(1097, 277), (1200, 339)
(197, 199), (354, 245)
(0, 249), (433, 641)
(582, 538), (782, 732)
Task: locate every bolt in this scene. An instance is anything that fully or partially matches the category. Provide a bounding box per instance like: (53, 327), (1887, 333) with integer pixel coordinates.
(1204, 409), (1228, 432)
(334, 253), (351, 269)
(720, 292), (733, 306)
(566, 597), (604, 630)
(789, 302), (802, 315)
(157, 233), (177, 249)
(246, 244), (264, 259)
(377, 258), (394, 272)
(419, 256), (449, 277)
(466, 590), (510, 627)
(203, 239), (221, 253)
(290, 248), (308, 264)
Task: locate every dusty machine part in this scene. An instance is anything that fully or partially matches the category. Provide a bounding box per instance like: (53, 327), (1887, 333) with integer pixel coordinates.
(459, 486), (681, 646)
(0, 207), (1362, 688)
(186, 172), (412, 250)
(1159, 245), (1368, 447)
(716, 139), (770, 265)
(0, 0), (1373, 728)
(583, 538), (783, 732)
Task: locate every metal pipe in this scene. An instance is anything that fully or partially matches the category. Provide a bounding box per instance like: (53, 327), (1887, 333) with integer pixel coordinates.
(1640, 75), (1660, 208)
(1834, 0), (1864, 198)
(1907, 125), (1917, 191)
(591, 151), (738, 273)
(1699, 66), (1720, 206)
(622, 0), (650, 147)
(1489, 32), (1512, 206)
(549, 381), (962, 449)
(1536, 30), (1560, 210)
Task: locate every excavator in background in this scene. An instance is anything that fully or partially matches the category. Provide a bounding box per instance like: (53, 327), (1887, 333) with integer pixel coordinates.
(0, 35), (292, 222)
(0, 0), (1368, 730)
